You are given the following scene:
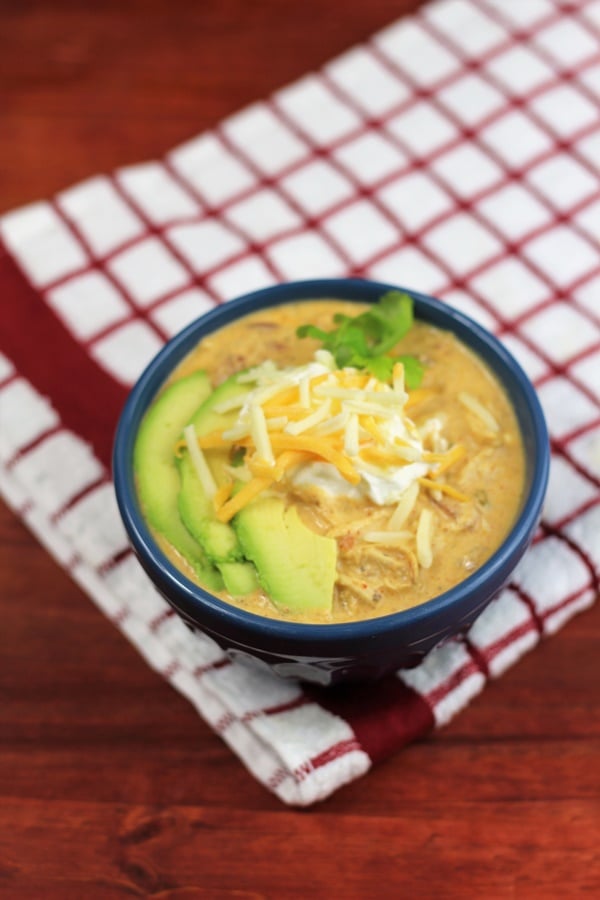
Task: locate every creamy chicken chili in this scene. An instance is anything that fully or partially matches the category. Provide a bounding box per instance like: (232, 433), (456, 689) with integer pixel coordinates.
(157, 299), (526, 622)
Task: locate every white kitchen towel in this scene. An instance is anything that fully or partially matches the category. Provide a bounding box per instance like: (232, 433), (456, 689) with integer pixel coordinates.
(0, 0), (598, 805)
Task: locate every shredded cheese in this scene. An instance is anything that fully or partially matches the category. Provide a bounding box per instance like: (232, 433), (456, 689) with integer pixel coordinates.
(426, 443), (467, 477)
(363, 530), (412, 545)
(419, 477), (470, 503)
(262, 385), (298, 410)
(342, 399), (399, 418)
(183, 424), (218, 499)
(252, 382), (296, 408)
(248, 449), (310, 480)
(222, 427), (250, 442)
(249, 404), (274, 466)
(299, 375), (311, 408)
(392, 362), (406, 398)
(459, 391), (500, 433)
(405, 388), (434, 410)
(419, 417), (448, 453)
(212, 394), (247, 414)
(416, 508), (434, 569)
(344, 413), (360, 457)
(314, 349), (335, 368)
(222, 463), (252, 483)
(183, 352), (479, 525)
(267, 433), (360, 483)
(360, 446), (411, 466)
(315, 385), (401, 406)
(265, 416), (289, 431)
(264, 405), (306, 420)
(388, 481), (419, 530)
(213, 480), (234, 511)
(284, 398), (332, 435)
(216, 475), (274, 522)
(236, 360), (277, 383)
(313, 409), (350, 436)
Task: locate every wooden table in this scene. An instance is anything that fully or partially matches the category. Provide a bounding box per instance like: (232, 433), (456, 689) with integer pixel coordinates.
(1, 2), (599, 896)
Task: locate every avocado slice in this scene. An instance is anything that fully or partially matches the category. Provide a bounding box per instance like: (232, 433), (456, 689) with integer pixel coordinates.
(133, 370), (224, 591)
(177, 375), (259, 596)
(178, 459), (258, 595)
(234, 496), (337, 615)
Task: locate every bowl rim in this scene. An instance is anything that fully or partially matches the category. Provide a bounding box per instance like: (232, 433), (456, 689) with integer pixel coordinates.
(113, 277), (550, 643)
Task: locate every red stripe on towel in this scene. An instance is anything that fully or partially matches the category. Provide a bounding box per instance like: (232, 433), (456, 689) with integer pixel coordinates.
(309, 676), (434, 763)
(0, 250), (127, 469)
(294, 737), (364, 782)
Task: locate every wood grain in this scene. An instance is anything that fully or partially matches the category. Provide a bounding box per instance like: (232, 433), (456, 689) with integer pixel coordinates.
(1, 1), (599, 897)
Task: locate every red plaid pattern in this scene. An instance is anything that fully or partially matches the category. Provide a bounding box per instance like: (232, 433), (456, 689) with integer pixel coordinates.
(0, 0), (598, 805)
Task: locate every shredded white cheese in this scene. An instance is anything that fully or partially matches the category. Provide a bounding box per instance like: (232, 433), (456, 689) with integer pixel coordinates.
(313, 408), (350, 436)
(299, 375), (311, 408)
(284, 399), (332, 435)
(315, 384), (401, 408)
(388, 481), (419, 530)
(314, 349), (335, 369)
(236, 360), (277, 383)
(343, 399), (399, 418)
(416, 508), (434, 569)
(249, 404), (275, 465)
(459, 391), (500, 433)
(393, 361), (406, 396)
(344, 413), (360, 457)
(222, 420), (251, 441)
(419, 417), (448, 453)
(265, 416), (289, 431)
(221, 351), (438, 508)
(183, 424), (218, 499)
(252, 381), (295, 408)
(389, 444), (422, 463)
(363, 530), (412, 545)
(222, 463), (252, 483)
(212, 394), (247, 414)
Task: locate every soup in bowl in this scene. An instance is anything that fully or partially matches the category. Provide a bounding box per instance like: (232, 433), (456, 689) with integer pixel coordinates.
(113, 279), (549, 684)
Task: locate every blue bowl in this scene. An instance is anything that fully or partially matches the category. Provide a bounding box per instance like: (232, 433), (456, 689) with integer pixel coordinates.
(113, 279), (549, 685)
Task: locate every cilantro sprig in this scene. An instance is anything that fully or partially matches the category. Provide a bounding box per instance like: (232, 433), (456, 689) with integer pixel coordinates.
(297, 291), (424, 388)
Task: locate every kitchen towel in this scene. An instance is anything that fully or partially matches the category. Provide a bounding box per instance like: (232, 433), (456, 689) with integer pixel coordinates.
(0, 0), (599, 805)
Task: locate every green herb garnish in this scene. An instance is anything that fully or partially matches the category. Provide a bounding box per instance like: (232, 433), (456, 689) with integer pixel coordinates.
(297, 290), (425, 388)
(229, 446), (247, 467)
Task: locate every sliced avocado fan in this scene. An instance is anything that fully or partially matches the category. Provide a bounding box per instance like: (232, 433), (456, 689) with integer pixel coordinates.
(177, 375), (259, 597)
(133, 370), (224, 591)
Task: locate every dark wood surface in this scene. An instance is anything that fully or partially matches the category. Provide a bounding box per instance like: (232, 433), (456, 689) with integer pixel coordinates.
(1, 2), (599, 896)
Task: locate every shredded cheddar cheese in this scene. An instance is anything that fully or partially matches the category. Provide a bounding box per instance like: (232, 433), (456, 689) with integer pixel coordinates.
(216, 475), (274, 522)
(185, 352), (471, 536)
(405, 388), (434, 410)
(425, 443), (467, 477)
(213, 480), (234, 512)
(419, 477), (470, 503)
(284, 398), (332, 435)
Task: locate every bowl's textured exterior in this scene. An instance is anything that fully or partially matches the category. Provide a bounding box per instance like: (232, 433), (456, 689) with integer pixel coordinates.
(113, 279), (550, 685)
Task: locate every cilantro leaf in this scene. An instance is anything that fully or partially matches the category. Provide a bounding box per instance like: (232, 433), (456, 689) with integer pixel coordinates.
(229, 446), (247, 467)
(364, 356), (394, 382)
(397, 355), (425, 390)
(297, 290), (424, 387)
(296, 324), (330, 343)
